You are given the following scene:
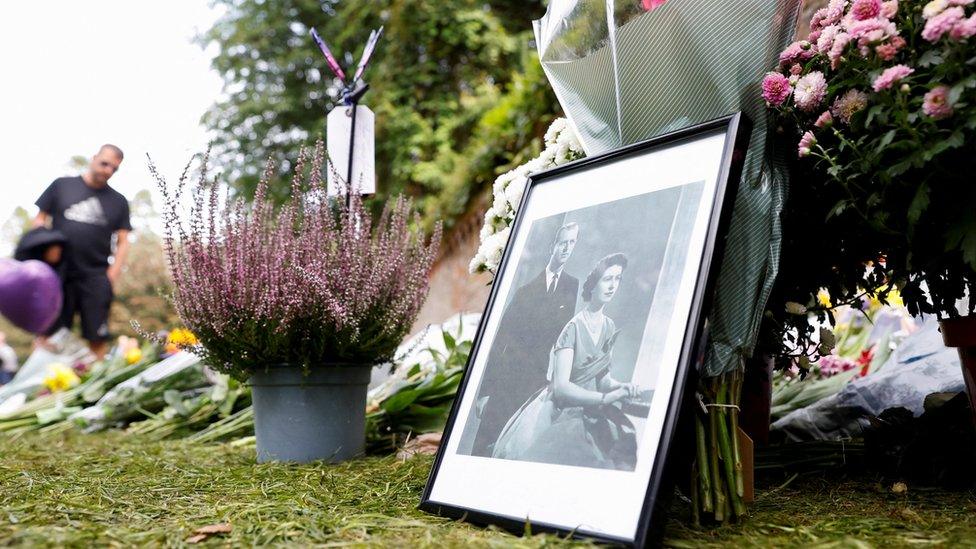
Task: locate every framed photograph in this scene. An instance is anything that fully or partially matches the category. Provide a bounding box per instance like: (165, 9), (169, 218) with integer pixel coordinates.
(420, 113), (750, 546)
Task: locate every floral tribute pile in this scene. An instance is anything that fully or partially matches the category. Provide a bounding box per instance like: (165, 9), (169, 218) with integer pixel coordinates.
(756, 0), (975, 375)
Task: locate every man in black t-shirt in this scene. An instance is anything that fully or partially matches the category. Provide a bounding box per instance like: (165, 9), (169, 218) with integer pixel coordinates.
(33, 144), (132, 359)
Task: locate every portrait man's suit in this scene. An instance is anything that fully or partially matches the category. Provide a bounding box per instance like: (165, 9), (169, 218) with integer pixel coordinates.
(471, 267), (579, 456)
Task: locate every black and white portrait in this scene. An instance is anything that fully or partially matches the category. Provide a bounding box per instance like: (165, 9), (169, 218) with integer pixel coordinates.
(457, 188), (695, 470)
(423, 116), (748, 544)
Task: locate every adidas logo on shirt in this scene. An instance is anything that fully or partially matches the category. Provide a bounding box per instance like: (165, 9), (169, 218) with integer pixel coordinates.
(64, 197), (108, 226)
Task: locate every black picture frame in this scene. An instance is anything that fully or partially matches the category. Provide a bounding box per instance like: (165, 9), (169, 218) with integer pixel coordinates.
(420, 113), (751, 547)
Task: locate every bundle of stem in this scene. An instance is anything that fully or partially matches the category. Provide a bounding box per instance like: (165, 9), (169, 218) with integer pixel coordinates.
(691, 368), (747, 525)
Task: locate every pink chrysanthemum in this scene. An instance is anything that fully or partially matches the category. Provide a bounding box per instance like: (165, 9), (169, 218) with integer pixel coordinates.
(815, 110), (834, 128)
(874, 35), (906, 59)
(923, 85), (954, 119)
(923, 6), (965, 41)
(831, 89), (869, 124)
(881, 0), (899, 17)
(779, 40), (816, 66)
(950, 13), (976, 39)
(817, 25), (841, 52)
(829, 32), (853, 69)
(794, 71), (828, 111)
(872, 64), (914, 91)
(762, 72), (793, 106)
(850, 0), (883, 20)
(798, 131), (817, 157)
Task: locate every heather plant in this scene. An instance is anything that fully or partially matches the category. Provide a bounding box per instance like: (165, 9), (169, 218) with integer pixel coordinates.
(150, 142), (441, 380)
(758, 0), (976, 369)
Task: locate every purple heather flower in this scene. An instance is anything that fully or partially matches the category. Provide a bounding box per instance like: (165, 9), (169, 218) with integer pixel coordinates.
(793, 71), (828, 111)
(762, 72), (793, 106)
(150, 142), (442, 375)
(872, 64), (914, 91)
(923, 85), (954, 119)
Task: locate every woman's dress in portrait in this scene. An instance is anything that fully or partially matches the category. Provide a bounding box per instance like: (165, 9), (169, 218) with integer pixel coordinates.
(491, 313), (638, 470)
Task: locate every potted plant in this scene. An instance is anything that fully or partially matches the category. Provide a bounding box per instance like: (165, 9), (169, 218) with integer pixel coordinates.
(761, 0), (976, 421)
(153, 142), (440, 462)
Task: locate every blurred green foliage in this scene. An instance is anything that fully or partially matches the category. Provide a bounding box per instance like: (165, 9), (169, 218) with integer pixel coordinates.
(202, 0), (561, 230)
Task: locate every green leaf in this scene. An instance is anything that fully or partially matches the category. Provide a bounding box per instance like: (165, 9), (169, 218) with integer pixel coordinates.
(919, 50), (944, 67)
(877, 129), (897, 150)
(886, 158), (914, 177)
(382, 388), (423, 414)
(907, 183), (930, 227)
(925, 131), (964, 160)
(441, 330), (456, 352)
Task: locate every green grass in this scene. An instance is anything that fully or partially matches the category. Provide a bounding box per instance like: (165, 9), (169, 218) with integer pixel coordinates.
(0, 432), (974, 547)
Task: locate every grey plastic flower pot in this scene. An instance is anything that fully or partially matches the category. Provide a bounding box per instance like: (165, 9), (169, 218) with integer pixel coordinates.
(249, 364), (373, 463)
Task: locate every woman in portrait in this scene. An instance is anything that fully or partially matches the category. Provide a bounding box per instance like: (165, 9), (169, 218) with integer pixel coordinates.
(492, 252), (640, 470)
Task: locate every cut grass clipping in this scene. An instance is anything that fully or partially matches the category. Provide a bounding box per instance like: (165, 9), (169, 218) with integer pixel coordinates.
(1, 431), (974, 547)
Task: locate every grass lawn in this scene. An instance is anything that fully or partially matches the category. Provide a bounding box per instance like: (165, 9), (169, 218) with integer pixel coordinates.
(1, 431), (974, 547)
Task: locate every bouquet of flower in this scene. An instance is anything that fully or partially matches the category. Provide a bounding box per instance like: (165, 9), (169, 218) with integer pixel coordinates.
(152, 142), (441, 380)
(771, 292), (916, 420)
(470, 118), (585, 275)
(762, 0), (976, 328)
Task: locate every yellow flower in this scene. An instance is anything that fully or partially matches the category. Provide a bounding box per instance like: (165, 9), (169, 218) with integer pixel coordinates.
(42, 363), (81, 393)
(817, 289), (832, 308)
(125, 348), (143, 365)
(167, 328), (199, 347)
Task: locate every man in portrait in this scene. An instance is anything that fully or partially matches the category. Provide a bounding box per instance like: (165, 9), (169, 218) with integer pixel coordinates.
(470, 222), (581, 457)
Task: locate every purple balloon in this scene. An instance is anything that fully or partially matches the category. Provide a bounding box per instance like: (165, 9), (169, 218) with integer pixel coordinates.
(0, 259), (62, 334)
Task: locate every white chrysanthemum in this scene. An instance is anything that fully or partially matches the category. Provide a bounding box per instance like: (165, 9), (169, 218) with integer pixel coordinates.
(505, 175), (527, 211)
(469, 251), (487, 274)
(544, 118), (568, 146)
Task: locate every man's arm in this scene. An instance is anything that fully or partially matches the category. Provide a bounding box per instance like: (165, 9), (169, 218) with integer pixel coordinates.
(32, 211), (50, 228)
(107, 229), (130, 285)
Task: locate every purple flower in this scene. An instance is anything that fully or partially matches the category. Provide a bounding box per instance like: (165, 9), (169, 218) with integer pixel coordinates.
(923, 7), (965, 41)
(831, 89), (869, 124)
(793, 71), (828, 112)
(151, 142), (442, 377)
(923, 85), (954, 119)
(872, 64), (914, 91)
(798, 131), (817, 157)
(762, 72), (793, 106)
(850, 0), (883, 20)
(815, 110), (834, 128)
(817, 354), (858, 378)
